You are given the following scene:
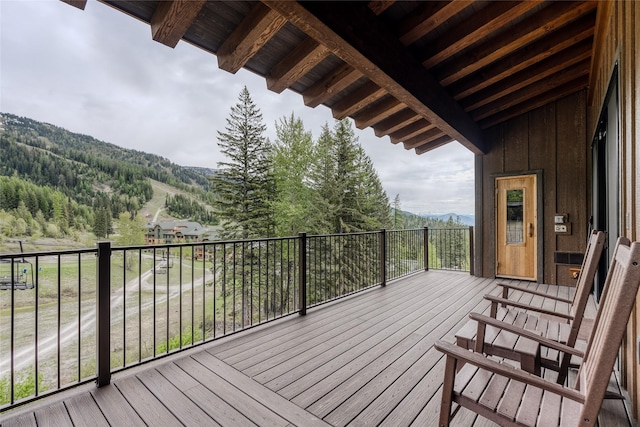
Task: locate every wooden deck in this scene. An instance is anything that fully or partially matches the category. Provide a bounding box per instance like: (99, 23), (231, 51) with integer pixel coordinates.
(0, 271), (635, 426)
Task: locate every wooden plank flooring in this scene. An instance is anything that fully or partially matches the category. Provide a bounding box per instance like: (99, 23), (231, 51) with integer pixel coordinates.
(0, 271), (635, 426)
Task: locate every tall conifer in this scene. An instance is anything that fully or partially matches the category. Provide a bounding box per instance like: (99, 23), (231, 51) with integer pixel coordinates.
(211, 86), (275, 239)
(272, 113), (314, 236)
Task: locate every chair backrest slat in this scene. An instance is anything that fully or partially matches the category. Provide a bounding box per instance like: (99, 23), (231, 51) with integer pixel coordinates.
(569, 230), (605, 320)
(577, 237), (640, 424)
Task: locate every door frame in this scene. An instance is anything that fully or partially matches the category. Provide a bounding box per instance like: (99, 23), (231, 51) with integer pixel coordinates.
(591, 63), (619, 300)
(490, 170), (544, 282)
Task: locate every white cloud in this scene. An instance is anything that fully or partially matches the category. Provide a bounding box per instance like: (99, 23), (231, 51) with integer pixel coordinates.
(0, 0), (475, 215)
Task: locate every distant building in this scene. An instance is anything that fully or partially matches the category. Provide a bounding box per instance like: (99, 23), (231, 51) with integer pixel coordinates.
(144, 221), (217, 260)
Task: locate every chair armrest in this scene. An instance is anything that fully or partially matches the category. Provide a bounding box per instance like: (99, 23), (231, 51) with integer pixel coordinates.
(469, 313), (585, 358)
(434, 340), (585, 403)
(484, 294), (573, 320)
(497, 283), (573, 304)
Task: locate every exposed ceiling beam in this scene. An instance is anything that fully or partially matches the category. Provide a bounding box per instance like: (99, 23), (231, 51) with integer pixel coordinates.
(460, 41), (593, 111)
(217, 3), (287, 74)
(415, 136), (454, 155)
(373, 109), (421, 137)
(447, 12), (595, 100)
(61, 0), (86, 10)
(420, 1), (543, 69)
(302, 64), (362, 108)
(368, 1), (395, 16)
(353, 97), (405, 129)
(331, 81), (386, 120)
(389, 119), (433, 144)
(397, 1), (473, 46)
(479, 76), (589, 129)
(435, 1), (597, 86)
(266, 37), (330, 93)
(471, 61), (589, 121)
(264, 1), (486, 154)
(150, 0), (206, 48)
(402, 128), (444, 149)
(587, 0), (614, 105)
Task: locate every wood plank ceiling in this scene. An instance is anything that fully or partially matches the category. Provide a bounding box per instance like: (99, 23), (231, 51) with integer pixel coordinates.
(67, 0), (599, 156)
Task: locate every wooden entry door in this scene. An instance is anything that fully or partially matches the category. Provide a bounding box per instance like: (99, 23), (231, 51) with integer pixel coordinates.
(496, 174), (537, 280)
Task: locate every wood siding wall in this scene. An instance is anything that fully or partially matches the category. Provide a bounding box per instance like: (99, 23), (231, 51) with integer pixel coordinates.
(587, 0), (639, 418)
(475, 90), (589, 287)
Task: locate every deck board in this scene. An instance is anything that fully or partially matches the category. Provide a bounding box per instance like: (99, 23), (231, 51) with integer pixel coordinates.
(63, 393), (109, 427)
(90, 382), (146, 426)
(0, 271), (634, 427)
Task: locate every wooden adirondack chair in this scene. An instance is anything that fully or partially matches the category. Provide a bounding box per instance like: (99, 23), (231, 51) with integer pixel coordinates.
(493, 230), (605, 314)
(435, 237), (640, 427)
(455, 230), (605, 383)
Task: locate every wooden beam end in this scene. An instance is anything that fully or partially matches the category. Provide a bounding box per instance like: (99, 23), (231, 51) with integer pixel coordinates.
(61, 0), (87, 10)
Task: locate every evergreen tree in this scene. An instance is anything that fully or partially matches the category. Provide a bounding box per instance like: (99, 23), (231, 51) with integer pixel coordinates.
(211, 86), (275, 239)
(93, 208), (108, 239)
(272, 113), (314, 236)
(308, 124), (338, 234)
(392, 194), (404, 229)
(306, 119), (391, 300)
(309, 119), (390, 234)
(210, 86), (276, 328)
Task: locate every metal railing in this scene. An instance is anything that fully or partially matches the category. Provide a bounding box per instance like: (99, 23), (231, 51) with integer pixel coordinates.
(0, 227), (472, 410)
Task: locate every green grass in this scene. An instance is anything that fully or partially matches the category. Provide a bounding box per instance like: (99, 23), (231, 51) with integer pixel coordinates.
(0, 369), (46, 405)
(156, 326), (204, 354)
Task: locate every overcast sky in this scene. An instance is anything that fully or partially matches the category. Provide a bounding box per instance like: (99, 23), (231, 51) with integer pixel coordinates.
(0, 0), (475, 215)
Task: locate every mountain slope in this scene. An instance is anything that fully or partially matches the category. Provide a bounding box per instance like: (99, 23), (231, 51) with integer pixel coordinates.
(0, 112), (214, 227)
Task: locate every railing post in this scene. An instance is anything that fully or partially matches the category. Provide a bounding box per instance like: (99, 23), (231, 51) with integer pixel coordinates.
(380, 229), (386, 286)
(298, 233), (307, 315)
(468, 226), (475, 276)
(424, 227), (429, 271)
(96, 241), (111, 387)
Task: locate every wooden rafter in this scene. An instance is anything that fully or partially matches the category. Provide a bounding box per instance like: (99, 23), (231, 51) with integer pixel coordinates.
(471, 61), (589, 121)
(266, 37), (330, 93)
(368, 1), (395, 16)
(447, 12), (595, 100)
(435, 1), (597, 86)
(302, 64), (362, 108)
(61, 0), (86, 10)
(415, 136), (454, 155)
(479, 76), (589, 129)
(587, 0), (614, 104)
(398, 1), (473, 46)
(331, 81), (386, 120)
(460, 42), (593, 111)
(373, 109), (422, 137)
(420, 1), (543, 70)
(402, 127), (444, 149)
(217, 3), (287, 74)
(389, 119), (433, 144)
(264, 1), (486, 154)
(353, 97), (405, 129)
(150, 0), (206, 48)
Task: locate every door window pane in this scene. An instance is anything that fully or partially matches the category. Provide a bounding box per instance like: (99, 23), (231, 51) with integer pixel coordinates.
(506, 189), (524, 244)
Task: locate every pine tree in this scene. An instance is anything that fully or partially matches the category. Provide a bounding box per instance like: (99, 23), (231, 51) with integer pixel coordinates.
(272, 113), (314, 236)
(210, 86), (276, 328)
(310, 119), (390, 234)
(211, 86), (275, 240)
(308, 124), (338, 234)
(392, 194), (404, 229)
(307, 119), (391, 298)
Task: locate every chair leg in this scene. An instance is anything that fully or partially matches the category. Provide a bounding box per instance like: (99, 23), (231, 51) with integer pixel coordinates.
(557, 352), (572, 385)
(439, 355), (457, 427)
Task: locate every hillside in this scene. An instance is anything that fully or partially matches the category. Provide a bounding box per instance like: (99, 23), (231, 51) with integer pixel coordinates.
(0, 113), (215, 238)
